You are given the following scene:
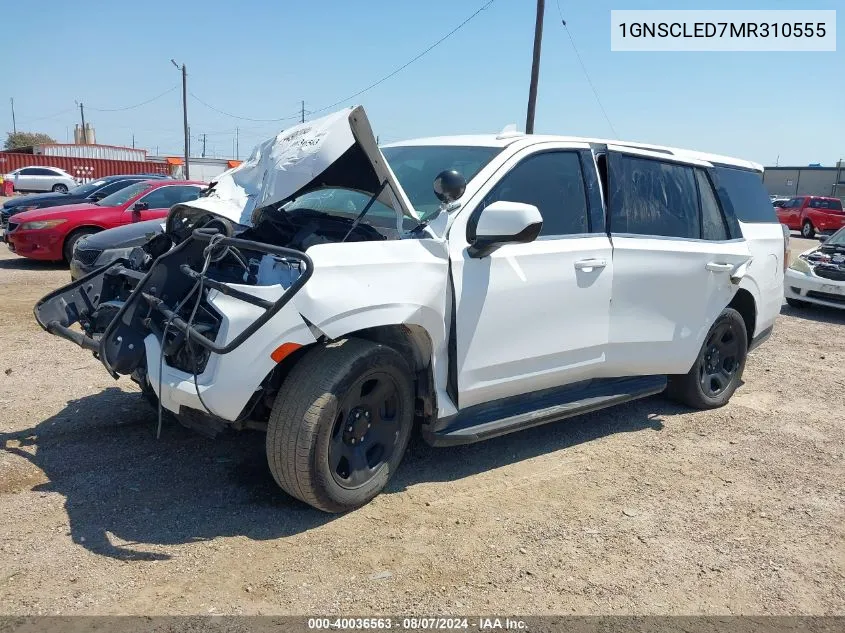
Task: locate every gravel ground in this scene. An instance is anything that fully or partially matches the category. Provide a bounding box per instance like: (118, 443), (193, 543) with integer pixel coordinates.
(0, 229), (842, 616)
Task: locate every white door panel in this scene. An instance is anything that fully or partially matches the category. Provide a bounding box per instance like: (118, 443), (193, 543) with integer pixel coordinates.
(607, 236), (751, 375)
(453, 235), (613, 408)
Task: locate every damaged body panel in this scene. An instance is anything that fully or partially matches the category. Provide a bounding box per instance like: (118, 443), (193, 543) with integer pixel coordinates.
(33, 106), (784, 513)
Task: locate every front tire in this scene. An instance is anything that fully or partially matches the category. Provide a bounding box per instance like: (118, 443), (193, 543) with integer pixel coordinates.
(801, 219), (816, 239)
(62, 228), (98, 264)
(667, 308), (748, 409)
(266, 338), (415, 513)
(52, 183), (68, 193)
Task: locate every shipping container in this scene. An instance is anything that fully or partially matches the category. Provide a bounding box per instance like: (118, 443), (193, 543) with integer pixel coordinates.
(0, 153), (169, 182)
(37, 143), (148, 162)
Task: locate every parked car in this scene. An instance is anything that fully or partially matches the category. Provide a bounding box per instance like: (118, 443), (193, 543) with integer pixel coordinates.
(775, 195), (845, 238)
(2, 166), (78, 193)
(70, 218), (166, 280)
(771, 197), (790, 209)
(5, 180), (205, 262)
(34, 106), (784, 513)
(1, 174), (170, 228)
(785, 226), (845, 310)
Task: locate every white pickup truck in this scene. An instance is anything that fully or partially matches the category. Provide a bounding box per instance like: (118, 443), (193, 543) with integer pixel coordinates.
(35, 106), (785, 512)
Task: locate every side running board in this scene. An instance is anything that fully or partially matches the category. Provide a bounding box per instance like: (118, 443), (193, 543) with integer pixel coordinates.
(425, 375), (667, 446)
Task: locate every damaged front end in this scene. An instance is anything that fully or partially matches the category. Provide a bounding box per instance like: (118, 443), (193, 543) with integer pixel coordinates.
(33, 105), (424, 432)
(35, 225), (314, 410)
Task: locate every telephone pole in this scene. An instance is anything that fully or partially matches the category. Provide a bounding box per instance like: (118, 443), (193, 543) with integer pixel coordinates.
(525, 0), (545, 134)
(171, 59), (190, 178)
(78, 102), (87, 143)
(10, 98), (16, 135)
(301, 100), (305, 123)
(235, 127), (239, 160)
(201, 133), (207, 158)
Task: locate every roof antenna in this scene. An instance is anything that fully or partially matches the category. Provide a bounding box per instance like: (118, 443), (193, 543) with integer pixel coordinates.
(497, 123), (522, 139)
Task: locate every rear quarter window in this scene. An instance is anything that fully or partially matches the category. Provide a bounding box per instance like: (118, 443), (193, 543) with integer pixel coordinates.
(712, 166), (778, 224)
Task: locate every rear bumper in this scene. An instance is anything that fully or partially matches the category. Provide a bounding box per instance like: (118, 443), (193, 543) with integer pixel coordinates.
(785, 268), (845, 309)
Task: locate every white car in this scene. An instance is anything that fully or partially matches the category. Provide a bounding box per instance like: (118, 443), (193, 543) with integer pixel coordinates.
(4, 166), (77, 193)
(785, 226), (845, 309)
(34, 106), (785, 512)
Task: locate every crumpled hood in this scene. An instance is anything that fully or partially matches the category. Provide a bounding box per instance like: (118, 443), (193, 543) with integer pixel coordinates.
(173, 106), (416, 226)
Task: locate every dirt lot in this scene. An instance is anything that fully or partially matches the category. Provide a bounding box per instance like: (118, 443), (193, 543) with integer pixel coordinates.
(0, 232), (842, 616)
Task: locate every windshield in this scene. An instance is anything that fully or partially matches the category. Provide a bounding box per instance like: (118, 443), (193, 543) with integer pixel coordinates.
(69, 179), (108, 197)
(281, 188), (411, 231)
(382, 145), (501, 219)
(97, 181), (152, 207)
(826, 227), (845, 246)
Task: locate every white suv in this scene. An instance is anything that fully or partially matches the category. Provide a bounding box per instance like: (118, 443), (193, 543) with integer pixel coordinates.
(4, 166), (78, 193)
(35, 107), (785, 512)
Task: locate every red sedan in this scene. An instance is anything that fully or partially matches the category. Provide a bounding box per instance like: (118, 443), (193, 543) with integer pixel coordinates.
(5, 179), (206, 262)
(776, 195), (845, 239)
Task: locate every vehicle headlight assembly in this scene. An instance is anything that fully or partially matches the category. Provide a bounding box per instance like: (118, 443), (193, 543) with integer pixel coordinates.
(19, 219), (67, 230)
(788, 257), (812, 274)
(94, 247), (134, 266)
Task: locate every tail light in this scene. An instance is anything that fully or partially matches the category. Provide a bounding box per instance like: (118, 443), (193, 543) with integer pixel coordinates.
(781, 223), (790, 271)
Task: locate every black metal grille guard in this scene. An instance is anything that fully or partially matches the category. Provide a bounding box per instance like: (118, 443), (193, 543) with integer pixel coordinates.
(35, 227), (313, 376)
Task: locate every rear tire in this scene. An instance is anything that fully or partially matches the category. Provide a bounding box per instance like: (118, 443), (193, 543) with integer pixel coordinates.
(52, 184), (68, 193)
(786, 297), (809, 309)
(667, 308), (748, 410)
(266, 338), (415, 513)
(62, 228), (98, 264)
(801, 219), (816, 239)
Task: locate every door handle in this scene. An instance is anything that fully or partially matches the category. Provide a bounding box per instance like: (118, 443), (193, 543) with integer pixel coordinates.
(706, 262), (734, 273)
(574, 258), (607, 271)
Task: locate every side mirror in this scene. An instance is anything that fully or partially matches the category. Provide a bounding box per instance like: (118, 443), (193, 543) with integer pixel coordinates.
(467, 200), (543, 258)
(132, 201), (149, 212)
(90, 192), (106, 201)
(818, 234), (829, 243)
(433, 170), (466, 204)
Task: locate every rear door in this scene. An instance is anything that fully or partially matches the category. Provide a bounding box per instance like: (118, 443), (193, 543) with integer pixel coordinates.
(604, 146), (751, 376)
(449, 142), (614, 409)
(15, 168), (40, 191)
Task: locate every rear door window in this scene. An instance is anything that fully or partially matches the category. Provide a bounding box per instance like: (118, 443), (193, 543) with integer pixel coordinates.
(696, 170), (729, 241)
(809, 198), (843, 210)
(608, 153), (700, 239)
(712, 167), (779, 223)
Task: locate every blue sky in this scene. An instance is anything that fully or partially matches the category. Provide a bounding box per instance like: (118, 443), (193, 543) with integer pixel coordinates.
(4, 0), (842, 166)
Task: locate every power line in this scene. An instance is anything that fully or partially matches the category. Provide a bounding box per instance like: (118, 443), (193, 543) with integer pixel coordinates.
(189, 0), (494, 124)
(309, 0), (495, 115)
(87, 85), (179, 112)
(554, 0), (619, 139)
(189, 93), (302, 122)
(17, 107), (76, 124)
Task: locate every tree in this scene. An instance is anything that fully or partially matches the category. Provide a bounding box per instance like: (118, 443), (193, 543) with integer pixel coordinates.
(4, 132), (57, 150)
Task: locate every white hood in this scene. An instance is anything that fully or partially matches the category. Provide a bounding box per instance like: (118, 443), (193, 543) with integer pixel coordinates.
(177, 106), (417, 226)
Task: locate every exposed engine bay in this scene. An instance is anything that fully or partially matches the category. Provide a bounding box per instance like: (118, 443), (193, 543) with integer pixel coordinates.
(802, 240), (845, 281)
(33, 199), (406, 430)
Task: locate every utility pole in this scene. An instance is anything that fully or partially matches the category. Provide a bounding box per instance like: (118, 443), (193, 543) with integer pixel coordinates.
(235, 127), (239, 160)
(171, 59), (190, 178)
(201, 133), (207, 158)
(78, 102), (87, 144)
(10, 98), (16, 135)
(132, 133), (135, 149)
(301, 100), (305, 123)
(525, 0), (545, 134)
